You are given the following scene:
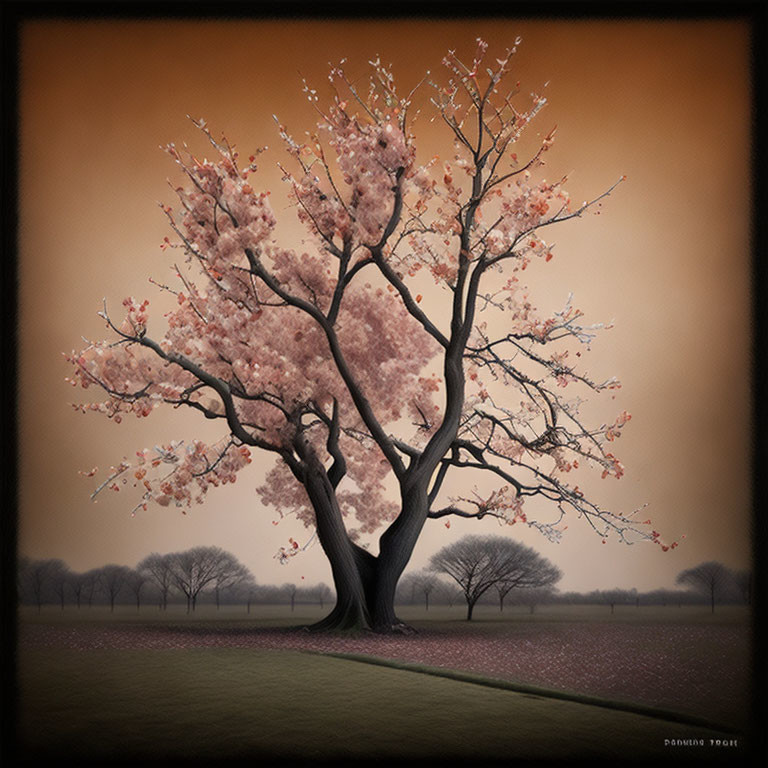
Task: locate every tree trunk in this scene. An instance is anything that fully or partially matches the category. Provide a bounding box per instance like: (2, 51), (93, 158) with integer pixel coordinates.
(499, 594), (504, 612)
(369, 483), (429, 632)
(710, 589), (715, 614)
(300, 452), (375, 632)
(306, 503), (423, 634)
(466, 600), (475, 621)
(297, 444), (428, 634)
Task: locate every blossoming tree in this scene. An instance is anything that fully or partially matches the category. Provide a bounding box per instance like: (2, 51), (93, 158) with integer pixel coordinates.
(67, 40), (667, 632)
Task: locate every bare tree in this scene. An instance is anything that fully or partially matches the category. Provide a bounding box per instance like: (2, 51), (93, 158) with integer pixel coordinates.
(589, 588), (634, 615)
(395, 572), (421, 606)
(283, 583), (299, 612)
(50, 562), (72, 610)
(125, 568), (149, 612)
(16, 555), (30, 603)
(411, 571), (439, 611)
(494, 579), (515, 613)
(221, 578), (256, 611)
(436, 579), (464, 609)
(430, 535), (561, 620)
(731, 569), (752, 606)
(516, 586), (556, 615)
(245, 584), (260, 614)
(212, 555), (252, 609)
(68, 571), (91, 609)
(97, 564), (132, 612)
(18, 558), (68, 612)
(676, 561), (733, 614)
(638, 588), (703, 608)
(228, 571), (257, 609)
(312, 582), (333, 609)
(168, 546), (235, 613)
(137, 553), (175, 610)
(251, 584), (285, 605)
(494, 553), (560, 612)
(82, 568), (100, 608)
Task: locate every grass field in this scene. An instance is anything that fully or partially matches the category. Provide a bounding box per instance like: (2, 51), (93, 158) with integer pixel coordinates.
(13, 604), (754, 765)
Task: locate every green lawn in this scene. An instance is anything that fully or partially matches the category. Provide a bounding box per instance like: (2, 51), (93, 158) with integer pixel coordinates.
(16, 646), (742, 764)
(13, 604), (752, 763)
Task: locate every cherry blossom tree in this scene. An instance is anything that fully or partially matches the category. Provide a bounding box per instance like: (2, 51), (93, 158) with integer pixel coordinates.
(67, 39), (667, 633)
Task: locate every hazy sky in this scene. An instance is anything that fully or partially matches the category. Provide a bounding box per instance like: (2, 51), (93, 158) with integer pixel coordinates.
(18, 18), (752, 593)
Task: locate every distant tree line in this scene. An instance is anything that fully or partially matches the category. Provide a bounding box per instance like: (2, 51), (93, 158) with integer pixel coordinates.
(17, 546), (334, 613)
(18, 544), (749, 617)
(395, 546), (750, 616)
(396, 577), (750, 614)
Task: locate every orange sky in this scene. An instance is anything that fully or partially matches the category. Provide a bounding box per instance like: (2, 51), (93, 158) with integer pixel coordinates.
(18, 18), (753, 592)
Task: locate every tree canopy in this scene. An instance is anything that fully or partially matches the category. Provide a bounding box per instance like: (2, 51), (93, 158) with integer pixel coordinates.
(66, 39), (668, 632)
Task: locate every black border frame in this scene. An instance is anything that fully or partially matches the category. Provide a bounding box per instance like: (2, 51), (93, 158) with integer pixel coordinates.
(2, 2), (765, 766)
